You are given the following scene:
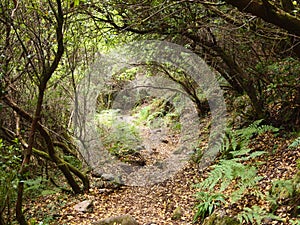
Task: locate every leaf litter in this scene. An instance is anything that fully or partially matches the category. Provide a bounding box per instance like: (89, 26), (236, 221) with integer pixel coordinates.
(25, 131), (300, 224)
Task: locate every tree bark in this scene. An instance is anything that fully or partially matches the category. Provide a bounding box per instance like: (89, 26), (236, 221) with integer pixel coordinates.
(224, 0), (300, 37)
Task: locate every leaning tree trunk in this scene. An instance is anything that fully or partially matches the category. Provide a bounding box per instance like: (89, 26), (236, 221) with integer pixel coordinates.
(3, 96), (89, 192)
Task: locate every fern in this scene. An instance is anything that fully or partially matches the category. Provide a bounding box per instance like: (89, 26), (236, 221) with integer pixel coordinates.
(237, 205), (282, 224)
(236, 119), (279, 142)
(289, 137), (300, 149)
(196, 159), (262, 203)
(194, 120), (278, 221)
(290, 218), (300, 225)
(220, 120), (279, 161)
(194, 192), (225, 222)
(195, 120), (278, 222)
(271, 179), (295, 198)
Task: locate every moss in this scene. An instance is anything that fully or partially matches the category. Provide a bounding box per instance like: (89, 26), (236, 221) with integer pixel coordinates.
(92, 215), (139, 225)
(202, 213), (241, 225)
(171, 206), (183, 220)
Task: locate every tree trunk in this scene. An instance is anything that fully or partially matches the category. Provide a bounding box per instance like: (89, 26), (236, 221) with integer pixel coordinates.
(3, 96), (85, 194)
(33, 148), (90, 191)
(16, 67), (47, 225)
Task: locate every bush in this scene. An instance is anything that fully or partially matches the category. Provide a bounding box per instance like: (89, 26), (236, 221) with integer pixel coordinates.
(0, 139), (22, 224)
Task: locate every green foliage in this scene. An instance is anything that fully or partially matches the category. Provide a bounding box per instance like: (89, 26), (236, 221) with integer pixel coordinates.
(237, 205), (282, 224)
(221, 119), (278, 159)
(194, 192), (225, 222)
(0, 139), (61, 223)
(268, 170), (300, 216)
(269, 179), (295, 201)
(289, 137), (300, 149)
(290, 219), (300, 225)
(113, 67), (138, 81)
(23, 177), (59, 198)
(96, 97), (181, 160)
(235, 119), (279, 141)
(63, 155), (82, 169)
(194, 120), (279, 222)
(255, 58), (300, 126)
(198, 159), (262, 200)
(0, 139), (22, 223)
(96, 109), (142, 158)
(135, 98), (180, 130)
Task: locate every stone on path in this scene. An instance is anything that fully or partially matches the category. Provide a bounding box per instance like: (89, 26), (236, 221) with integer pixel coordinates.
(73, 200), (93, 213)
(92, 214), (139, 225)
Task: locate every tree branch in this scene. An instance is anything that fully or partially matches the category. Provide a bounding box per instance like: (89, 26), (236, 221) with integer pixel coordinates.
(224, 0), (300, 37)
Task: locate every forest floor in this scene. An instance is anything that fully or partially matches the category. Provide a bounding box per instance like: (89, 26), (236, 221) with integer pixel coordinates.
(25, 130), (300, 225)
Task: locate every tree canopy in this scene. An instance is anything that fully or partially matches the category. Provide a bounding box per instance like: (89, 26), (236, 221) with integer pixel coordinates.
(0, 0), (299, 224)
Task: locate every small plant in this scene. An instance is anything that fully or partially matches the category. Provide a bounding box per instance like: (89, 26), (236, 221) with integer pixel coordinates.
(134, 98), (179, 130)
(220, 119), (278, 159)
(290, 219), (300, 225)
(289, 137), (300, 149)
(269, 179), (295, 202)
(267, 164), (300, 217)
(0, 139), (22, 224)
(193, 192), (225, 222)
(237, 205), (282, 224)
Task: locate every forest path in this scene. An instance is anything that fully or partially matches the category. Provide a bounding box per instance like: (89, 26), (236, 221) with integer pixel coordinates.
(25, 120), (300, 224)
(26, 113), (209, 225)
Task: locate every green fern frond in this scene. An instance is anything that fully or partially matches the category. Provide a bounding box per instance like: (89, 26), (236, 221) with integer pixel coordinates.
(195, 121), (278, 222)
(196, 159), (261, 193)
(269, 179), (295, 201)
(289, 137), (300, 148)
(290, 219), (300, 225)
(235, 119), (278, 143)
(194, 192), (225, 221)
(237, 205), (282, 224)
(220, 120), (278, 160)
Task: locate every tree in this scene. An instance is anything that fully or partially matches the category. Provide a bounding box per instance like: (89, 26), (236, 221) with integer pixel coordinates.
(79, 0), (299, 127)
(0, 0), (89, 224)
(224, 0), (300, 36)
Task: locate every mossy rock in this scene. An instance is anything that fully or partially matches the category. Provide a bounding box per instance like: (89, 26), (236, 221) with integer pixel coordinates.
(202, 213), (240, 225)
(92, 214), (139, 225)
(171, 206), (183, 220)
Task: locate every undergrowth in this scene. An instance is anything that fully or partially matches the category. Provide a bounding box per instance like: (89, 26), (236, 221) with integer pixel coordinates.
(96, 109), (142, 158)
(194, 120), (282, 224)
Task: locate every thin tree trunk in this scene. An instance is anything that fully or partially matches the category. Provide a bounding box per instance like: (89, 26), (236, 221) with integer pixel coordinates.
(16, 82), (46, 225)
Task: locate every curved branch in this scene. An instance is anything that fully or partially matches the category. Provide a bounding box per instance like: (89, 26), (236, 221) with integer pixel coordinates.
(2, 96), (83, 193)
(224, 0), (300, 37)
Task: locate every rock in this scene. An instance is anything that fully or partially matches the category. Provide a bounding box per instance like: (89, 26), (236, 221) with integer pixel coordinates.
(101, 174), (124, 185)
(171, 206), (183, 220)
(160, 139), (169, 144)
(94, 180), (105, 188)
(92, 214), (139, 225)
(135, 145), (145, 151)
(202, 213), (240, 225)
(101, 173), (115, 181)
(73, 200), (93, 213)
(91, 170), (103, 178)
(98, 189), (111, 194)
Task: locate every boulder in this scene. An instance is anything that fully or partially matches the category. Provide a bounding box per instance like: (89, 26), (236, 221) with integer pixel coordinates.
(92, 215), (139, 225)
(202, 213), (240, 225)
(73, 200), (93, 213)
(101, 173), (115, 181)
